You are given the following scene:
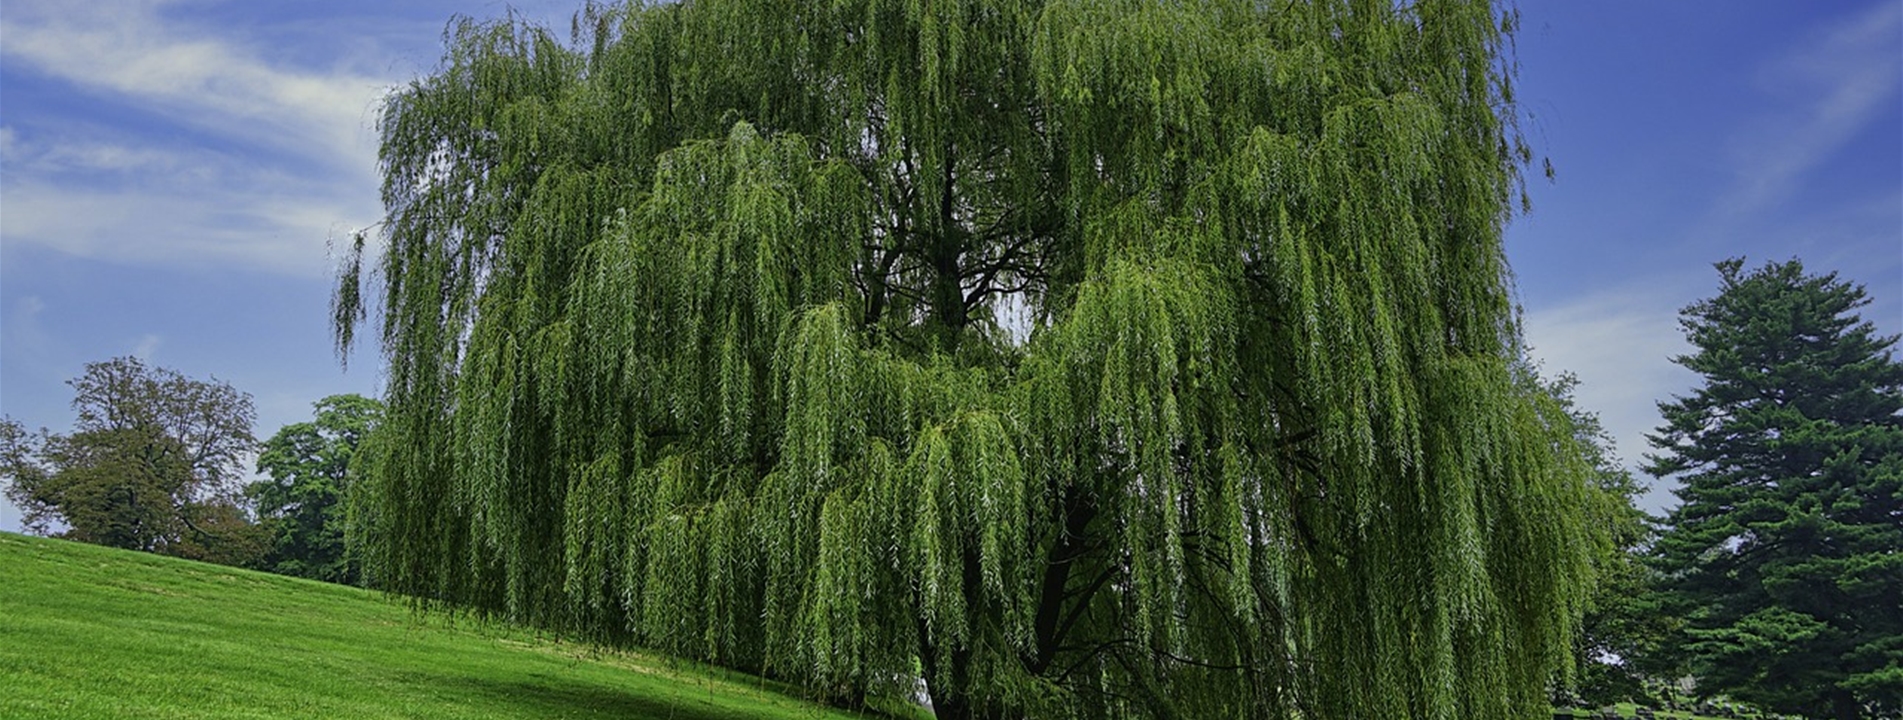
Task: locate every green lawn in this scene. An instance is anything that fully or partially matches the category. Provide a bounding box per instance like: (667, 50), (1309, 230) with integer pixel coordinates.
(0, 532), (901, 719)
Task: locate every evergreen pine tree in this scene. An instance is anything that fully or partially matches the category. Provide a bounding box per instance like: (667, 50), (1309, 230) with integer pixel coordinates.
(1649, 258), (1903, 719)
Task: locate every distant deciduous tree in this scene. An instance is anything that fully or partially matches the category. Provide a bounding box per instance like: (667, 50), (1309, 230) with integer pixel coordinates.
(249, 394), (383, 585)
(1536, 373), (1672, 707)
(1648, 258), (1903, 720)
(0, 357), (263, 566)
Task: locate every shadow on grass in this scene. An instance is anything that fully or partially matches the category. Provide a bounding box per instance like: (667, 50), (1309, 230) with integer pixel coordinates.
(429, 672), (798, 720)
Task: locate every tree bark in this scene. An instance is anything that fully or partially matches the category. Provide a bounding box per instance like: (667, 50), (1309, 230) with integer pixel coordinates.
(1031, 484), (1097, 674)
(922, 541), (1002, 720)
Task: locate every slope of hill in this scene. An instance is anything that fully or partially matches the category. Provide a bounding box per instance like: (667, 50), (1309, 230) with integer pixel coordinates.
(0, 532), (897, 719)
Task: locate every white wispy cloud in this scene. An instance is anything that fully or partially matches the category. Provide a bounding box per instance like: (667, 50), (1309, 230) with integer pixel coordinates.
(0, 0), (398, 278)
(1, 0), (391, 172)
(2, 130), (196, 176)
(0, 166), (372, 276)
(1523, 281), (1702, 515)
(1713, 1), (1903, 226)
(132, 333), (164, 361)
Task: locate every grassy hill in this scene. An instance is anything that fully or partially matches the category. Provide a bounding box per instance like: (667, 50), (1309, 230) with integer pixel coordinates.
(0, 532), (901, 720)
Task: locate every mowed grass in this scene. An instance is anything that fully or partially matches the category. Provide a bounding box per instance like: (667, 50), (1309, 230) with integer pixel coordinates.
(0, 532), (893, 720)
(1556, 705), (1757, 720)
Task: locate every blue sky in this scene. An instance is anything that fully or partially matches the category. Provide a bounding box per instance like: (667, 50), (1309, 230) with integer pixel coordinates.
(2, 1), (1898, 531)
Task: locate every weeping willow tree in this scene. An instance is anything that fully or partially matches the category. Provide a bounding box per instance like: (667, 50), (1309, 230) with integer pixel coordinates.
(336, 1), (1600, 717)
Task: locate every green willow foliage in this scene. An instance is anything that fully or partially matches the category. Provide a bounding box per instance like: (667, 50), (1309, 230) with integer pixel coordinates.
(336, 1), (1598, 717)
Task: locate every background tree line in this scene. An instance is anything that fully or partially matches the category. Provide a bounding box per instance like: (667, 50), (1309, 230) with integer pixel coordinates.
(1, 357), (381, 586)
(1, 357), (264, 566)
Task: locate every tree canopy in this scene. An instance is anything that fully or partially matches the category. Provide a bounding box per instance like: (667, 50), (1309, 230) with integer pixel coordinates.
(1, 357), (263, 565)
(1536, 373), (1667, 708)
(249, 394), (384, 585)
(337, 1), (1600, 717)
(1647, 258), (1903, 720)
